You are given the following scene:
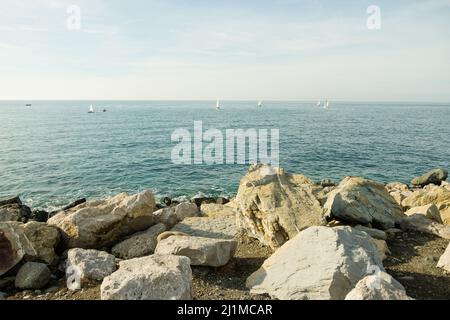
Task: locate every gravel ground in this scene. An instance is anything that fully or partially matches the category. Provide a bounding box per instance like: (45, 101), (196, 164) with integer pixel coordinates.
(4, 230), (450, 300)
(385, 230), (450, 300)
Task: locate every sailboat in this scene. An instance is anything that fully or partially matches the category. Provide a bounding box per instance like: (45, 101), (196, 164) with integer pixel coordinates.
(316, 100), (322, 107)
(258, 101), (263, 108)
(324, 99), (330, 109)
(216, 99), (221, 110)
(88, 105), (95, 113)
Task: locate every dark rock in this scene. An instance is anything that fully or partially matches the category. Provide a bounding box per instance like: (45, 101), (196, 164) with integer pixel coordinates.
(0, 196), (22, 207)
(0, 203), (32, 222)
(0, 276), (15, 290)
(15, 262), (51, 290)
(62, 198), (86, 211)
(320, 179), (337, 187)
(411, 168), (448, 187)
(191, 197), (216, 208)
(162, 197), (172, 206)
(49, 198), (87, 217)
(170, 200), (180, 207)
(216, 197), (230, 205)
(32, 210), (49, 223)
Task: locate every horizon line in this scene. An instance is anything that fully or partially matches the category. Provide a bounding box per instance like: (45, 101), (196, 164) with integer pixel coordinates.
(1, 99), (450, 104)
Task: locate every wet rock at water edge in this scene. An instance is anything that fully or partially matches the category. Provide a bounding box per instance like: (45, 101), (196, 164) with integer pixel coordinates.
(191, 197), (217, 208)
(0, 198), (32, 223)
(47, 191), (156, 249)
(162, 197), (172, 207)
(216, 197), (230, 205)
(320, 179), (337, 187)
(411, 168), (448, 187)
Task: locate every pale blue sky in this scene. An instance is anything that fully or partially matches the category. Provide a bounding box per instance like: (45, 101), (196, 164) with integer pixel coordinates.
(1, 0), (449, 101)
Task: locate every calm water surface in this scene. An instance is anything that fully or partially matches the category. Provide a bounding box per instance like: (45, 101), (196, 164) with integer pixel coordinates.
(1, 101), (449, 210)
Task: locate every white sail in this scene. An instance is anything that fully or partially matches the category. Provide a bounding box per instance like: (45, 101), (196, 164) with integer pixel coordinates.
(316, 100), (321, 107)
(258, 101), (263, 107)
(88, 105), (95, 113)
(216, 99), (221, 110)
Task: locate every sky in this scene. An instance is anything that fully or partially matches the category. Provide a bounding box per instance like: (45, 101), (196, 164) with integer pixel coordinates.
(0, 0), (450, 101)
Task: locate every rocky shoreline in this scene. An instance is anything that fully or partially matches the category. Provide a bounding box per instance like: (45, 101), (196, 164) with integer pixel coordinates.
(1, 166), (449, 300)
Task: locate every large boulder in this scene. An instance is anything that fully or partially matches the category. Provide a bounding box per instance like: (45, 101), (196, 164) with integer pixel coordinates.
(345, 272), (412, 300)
(155, 236), (237, 267)
(0, 222), (37, 276)
(437, 242), (450, 272)
(152, 202), (199, 228)
(112, 223), (166, 259)
(405, 204), (442, 223)
(171, 216), (238, 240)
(411, 168), (448, 187)
(400, 215), (450, 239)
(324, 177), (405, 230)
(402, 185), (450, 225)
(14, 262), (51, 290)
(47, 191), (156, 249)
(246, 226), (383, 300)
(200, 203), (237, 217)
(100, 255), (192, 300)
(22, 222), (60, 264)
(66, 248), (117, 287)
(235, 164), (326, 249)
(0, 196), (32, 222)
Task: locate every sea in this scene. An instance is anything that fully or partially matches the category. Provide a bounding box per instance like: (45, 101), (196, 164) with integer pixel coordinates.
(1, 100), (449, 211)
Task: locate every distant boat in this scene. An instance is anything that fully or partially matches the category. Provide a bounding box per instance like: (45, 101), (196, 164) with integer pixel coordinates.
(258, 101), (263, 108)
(88, 105), (95, 113)
(324, 99), (330, 109)
(103, 109), (107, 113)
(25, 104), (32, 107)
(316, 101), (322, 107)
(216, 99), (221, 110)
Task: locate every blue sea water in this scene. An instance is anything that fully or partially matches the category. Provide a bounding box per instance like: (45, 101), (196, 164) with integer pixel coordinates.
(0, 101), (449, 211)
